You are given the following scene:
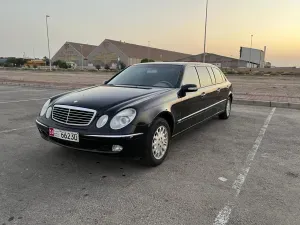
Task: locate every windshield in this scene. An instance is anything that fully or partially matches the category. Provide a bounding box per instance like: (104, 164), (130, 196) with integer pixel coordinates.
(107, 64), (184, 88)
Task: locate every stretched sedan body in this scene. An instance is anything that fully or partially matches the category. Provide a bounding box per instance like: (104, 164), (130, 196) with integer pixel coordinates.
(36, 62), (232, 166)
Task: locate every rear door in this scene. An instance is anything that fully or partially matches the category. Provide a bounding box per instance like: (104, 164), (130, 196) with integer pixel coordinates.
(211, 67), (228, 112)
(195, 66), (217, 117)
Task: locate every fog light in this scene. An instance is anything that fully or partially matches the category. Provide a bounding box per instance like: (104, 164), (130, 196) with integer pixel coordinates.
(112, 145), (123, 152)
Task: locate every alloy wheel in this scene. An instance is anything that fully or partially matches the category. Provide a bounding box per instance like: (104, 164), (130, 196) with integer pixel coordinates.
(226, 99), (231, 116)
(152, 125), (169, 160)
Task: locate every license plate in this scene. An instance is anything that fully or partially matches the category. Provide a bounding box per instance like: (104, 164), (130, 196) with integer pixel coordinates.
(49, 128), (79, 143)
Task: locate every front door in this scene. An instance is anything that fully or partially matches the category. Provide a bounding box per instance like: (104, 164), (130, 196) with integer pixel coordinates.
(172, 66), (205, 134)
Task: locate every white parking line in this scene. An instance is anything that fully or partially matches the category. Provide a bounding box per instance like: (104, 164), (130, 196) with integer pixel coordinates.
(0, 126), (36, 134)
(0, 98), (48, 104)
(213, 107), (276, 225)
(218, 177), (228, 182)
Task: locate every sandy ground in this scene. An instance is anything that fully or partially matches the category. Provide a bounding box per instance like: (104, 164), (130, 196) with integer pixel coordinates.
(1, 70), (300, 103)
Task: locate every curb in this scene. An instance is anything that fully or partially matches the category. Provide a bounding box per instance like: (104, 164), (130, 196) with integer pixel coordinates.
(233, 99), (300, 110)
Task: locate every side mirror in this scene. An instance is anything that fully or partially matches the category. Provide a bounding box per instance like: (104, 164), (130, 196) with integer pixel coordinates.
(103, 80), (108, 84)
(181, 84), (198, 92)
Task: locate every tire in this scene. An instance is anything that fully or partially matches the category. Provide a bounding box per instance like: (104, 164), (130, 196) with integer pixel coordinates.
(219, 97), (231, 120)
(142, 118), (171, 167)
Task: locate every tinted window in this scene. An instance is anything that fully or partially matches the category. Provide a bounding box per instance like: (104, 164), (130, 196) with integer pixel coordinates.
(196, 67), (213, 87)
(108, 64), (183, 88)
(212, 68), (224, 84)
(182, 67), (200, 87)
(207, 67), (216, 84)
(221, 71), (227, 81)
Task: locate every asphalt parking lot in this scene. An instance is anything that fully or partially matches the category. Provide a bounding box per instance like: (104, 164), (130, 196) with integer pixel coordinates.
(0, 85), (300, 225)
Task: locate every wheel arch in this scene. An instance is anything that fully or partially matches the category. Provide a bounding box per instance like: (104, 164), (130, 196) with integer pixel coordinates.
(154, 111), (175, 135)
(228, 91), (233, 101)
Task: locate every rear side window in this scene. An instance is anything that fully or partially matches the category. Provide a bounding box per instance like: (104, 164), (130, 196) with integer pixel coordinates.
(212, 68), (224, 84)
(207, 67), (216, 84)
(220, 71), (227, 81)
(182, 66), (200, 87)
(196, 67), (213, 87)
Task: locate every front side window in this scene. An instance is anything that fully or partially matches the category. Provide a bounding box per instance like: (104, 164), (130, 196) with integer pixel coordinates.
(108, 64), (184, 88)
(181, 66), (200, 87)
(196, 67), (213, 87)
(212, 67), (224, 84)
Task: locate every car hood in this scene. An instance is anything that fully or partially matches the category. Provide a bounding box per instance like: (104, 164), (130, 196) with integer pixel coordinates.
(52, 85), (170, 111)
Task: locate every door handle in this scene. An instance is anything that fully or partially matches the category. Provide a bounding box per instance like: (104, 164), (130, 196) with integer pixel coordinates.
(216, 88), (221, 93)
(200, 92), (206, 98)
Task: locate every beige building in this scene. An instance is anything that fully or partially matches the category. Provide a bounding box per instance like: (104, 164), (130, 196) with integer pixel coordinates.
(52, 39), (191, 68)
(87, 39), (191, 67)
(176, 53), (259, 68)
(51, 42), (97, 67)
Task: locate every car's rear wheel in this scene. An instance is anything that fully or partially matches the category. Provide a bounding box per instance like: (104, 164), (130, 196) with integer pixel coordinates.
(143, 118), (170, 166)
(219, 97), (231, 119)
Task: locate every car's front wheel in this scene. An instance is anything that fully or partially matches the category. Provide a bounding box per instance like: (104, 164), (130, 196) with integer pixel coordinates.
(143, 118), (170, 166)
(219, 97), (232, 119)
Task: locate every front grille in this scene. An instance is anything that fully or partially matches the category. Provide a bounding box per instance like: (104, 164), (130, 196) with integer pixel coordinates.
(52, 105), (96, 126)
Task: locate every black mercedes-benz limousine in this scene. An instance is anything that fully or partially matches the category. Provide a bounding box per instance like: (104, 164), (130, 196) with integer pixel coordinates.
(36, 62), (232, 166)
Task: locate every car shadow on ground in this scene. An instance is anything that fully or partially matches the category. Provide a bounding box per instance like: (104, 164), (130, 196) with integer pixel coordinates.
(46, 116), (220, 164)
(27, 115), (225, 186)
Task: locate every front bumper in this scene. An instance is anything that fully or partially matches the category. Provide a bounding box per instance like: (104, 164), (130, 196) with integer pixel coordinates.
(36, 120), (146, 154)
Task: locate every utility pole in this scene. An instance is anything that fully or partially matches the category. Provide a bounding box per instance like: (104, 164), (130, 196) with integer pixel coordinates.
(203, 0), (209, 63)
(249, 34), (253, 69)
(46, 15), (51, 71)
(148, 41), (151, 60)
(80, 44), (83, 70)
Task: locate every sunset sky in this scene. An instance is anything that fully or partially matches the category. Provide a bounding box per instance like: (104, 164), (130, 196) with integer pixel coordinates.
(1, 0), (299, 67)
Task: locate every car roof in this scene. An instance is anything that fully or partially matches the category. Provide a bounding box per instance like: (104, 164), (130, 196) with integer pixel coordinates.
(133, 62), (218, 68)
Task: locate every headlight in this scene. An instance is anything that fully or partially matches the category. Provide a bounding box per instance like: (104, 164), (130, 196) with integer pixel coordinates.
(40, 99), (51, 116)
(46, 107), (52, 119)
(96, 115), (108, 128)
(110, 108), (136, 130)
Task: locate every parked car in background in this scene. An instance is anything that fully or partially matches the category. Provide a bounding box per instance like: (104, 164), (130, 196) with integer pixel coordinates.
(36, 62), (233, 166)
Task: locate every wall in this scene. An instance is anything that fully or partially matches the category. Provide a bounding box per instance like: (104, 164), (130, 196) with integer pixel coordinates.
(236, 67), (300, 73)
(240, 47), (264, 67)
(177, 54), (253, 68)
(87, 41), (128, 67)
(52, 43), (87, 66)
(128, 58), (142, 65)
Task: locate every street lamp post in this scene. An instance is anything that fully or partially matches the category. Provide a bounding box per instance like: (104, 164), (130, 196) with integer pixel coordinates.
(80, 45), (83, 70)
(249, 34), (253, 69)
(46, 15), (51, 71)
(203, 0), (209, 63)
(148, 41), (151, 60)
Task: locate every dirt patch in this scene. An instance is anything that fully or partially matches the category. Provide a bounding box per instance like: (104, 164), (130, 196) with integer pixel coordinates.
(286, 171), (299, 178)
